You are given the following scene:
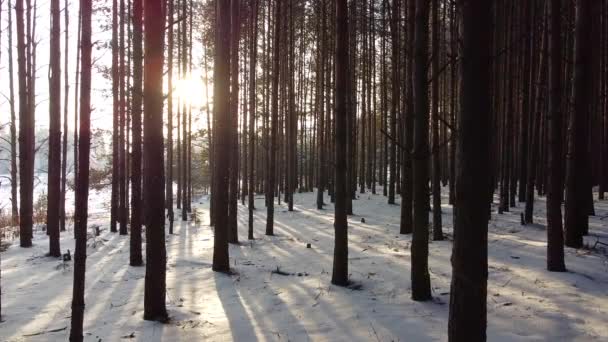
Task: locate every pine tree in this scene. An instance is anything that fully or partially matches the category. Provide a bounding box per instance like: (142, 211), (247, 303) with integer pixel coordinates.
(565, 0), (592, 248)
(47, 0), (62, 257)
(69, 0), (92, 336)
(448, 1), (493, 340)
(130, 0), (144, 267)
(332, 0), (349, 287)
(212, 0), (232, 273)
(143, 0), (168, 322)
(411, 0), (432, 302)
(16, 0), (34, 248)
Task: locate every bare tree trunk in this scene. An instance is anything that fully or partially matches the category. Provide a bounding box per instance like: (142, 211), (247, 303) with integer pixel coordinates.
(8, 0), (19, 228)
(546, 0), (566, 272)
(47, 0), (62, 257)
(143, 0), (168, 322)
(248, 0), (259, 240)
(16, 0), (34, 248)
(111, 0), (119, 233)
(332, 0), (349, 287)
(411, 0), (431, 302)
(69, 0), (92, 336)
(448, 1), (493, 339)
(430, 0), (442, 241)
(166, 0), (175, 233)
(267, 0), (281, 236)
(60, 0), (69, 233)
(565, 0), (592, 248)
(228, 0), (240, 243)
(130, 0), (143, 267)
(212, 0), (231, 273)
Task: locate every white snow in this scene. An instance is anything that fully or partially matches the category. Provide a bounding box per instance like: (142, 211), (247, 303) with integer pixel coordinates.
(1, 188), (607, 341)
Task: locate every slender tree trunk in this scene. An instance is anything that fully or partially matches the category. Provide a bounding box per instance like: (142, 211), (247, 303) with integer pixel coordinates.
(411, 0), (432, 301)
(248, 0), (259, 240)
(546, 0), (566, 272)
(72, 5), (81, 221)
(166, 0), (174, 233)
(8, 0), (19, 228)
(388, 0), (399, 205)
(60, 0), (69, 233)
(228, 0), (240, 243)
(431, 0), (442, 241)
(69, 0), (92, 336)
(118, 0), (128, 235)
(267, 0), (281, 236)
(400, 0), (415, 235)
(130, 0), (143, 267)
(332, 0), (349, 287)
(16, 0), (34, 248)
(47, 0), (62, 257)
(111, 0), (119, 233)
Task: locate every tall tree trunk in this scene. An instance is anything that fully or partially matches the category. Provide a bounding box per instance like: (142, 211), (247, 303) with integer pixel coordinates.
(316, 0), (327, 210)
(111, 0), (119, 233)
(411, 0), (431, 301)
(228, 0), (240, 243)
(546, 0), (566, 272)
(8, 0), (19, 228)
(565, 0), (592, 248)
(400, 0), (414, 235)
(388, 0), (399, 205)
(143, 0), (168, 322)
(248, 0), (259, 240)
(448, 1), (492, 339)
(332, 0), (349, 287)
(16, 0), (34, 248)
(47, 0), (62, 257)
(69, 0), (92, 336)
(60, 0), (69, 233)
(130, 0), (144, 267)
(119, 0), (128, 235)
(430, 0), (442, 241)
(212, 0), (231, 272)
(267, 0), (281, 236)
(166, 0), (174, 234)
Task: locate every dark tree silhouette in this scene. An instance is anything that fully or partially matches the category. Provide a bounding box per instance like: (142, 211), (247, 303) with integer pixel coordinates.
(448, 0), (493, 340)
(143, 0), (168, 322)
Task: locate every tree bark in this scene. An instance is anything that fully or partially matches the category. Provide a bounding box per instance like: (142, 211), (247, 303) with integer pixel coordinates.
(143, 0), (168, 321)
(130, 0), (144, 267)
(69, 0), (92, 336)
(448, 1), (492, 340)
(411, 0), (432, 302)
(332, 0), (349, 287)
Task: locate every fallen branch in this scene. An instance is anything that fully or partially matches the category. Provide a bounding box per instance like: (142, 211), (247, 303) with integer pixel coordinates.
(23, 326), (67, 337)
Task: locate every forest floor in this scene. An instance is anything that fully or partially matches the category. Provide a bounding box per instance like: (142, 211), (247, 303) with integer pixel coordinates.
(1, 188), (608, 341)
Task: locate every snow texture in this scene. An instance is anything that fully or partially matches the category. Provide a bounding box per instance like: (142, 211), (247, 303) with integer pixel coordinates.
(1, 188), (607, 341)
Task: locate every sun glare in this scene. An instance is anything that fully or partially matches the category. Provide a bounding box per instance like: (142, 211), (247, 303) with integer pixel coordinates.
(174, 76), (208, 108)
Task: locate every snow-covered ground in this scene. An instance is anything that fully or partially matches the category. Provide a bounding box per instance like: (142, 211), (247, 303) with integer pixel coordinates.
(1, 188), (607, 341)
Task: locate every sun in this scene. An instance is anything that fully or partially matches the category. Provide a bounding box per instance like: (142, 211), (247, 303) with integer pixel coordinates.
(173, 76), (208, 108)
